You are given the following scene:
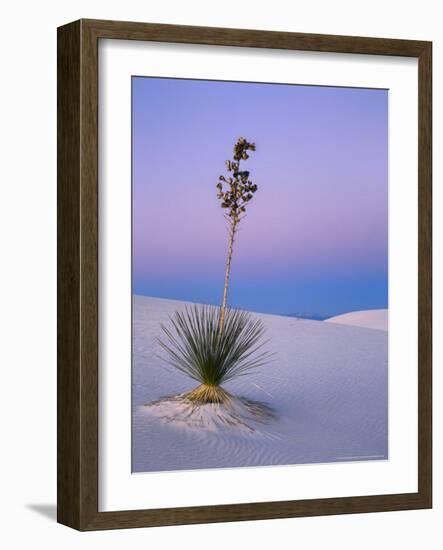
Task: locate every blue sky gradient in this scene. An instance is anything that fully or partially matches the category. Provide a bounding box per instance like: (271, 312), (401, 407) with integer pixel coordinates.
(132, 77), (388, 317)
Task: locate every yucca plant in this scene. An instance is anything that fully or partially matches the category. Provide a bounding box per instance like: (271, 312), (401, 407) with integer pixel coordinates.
(158, 137), (271, 405)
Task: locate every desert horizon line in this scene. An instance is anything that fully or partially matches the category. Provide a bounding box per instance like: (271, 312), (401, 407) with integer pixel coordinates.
(132, 291), (388, 321)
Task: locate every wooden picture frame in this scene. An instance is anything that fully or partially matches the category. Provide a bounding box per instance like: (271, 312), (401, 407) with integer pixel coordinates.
(57, 18), (432, 530)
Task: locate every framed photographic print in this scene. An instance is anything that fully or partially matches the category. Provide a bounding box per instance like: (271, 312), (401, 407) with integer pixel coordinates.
(57, 19), (432, 530)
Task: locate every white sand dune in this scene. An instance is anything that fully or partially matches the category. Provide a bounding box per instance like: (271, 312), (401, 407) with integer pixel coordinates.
(325, 309), (388, 331)
(132, 295), (388, 473)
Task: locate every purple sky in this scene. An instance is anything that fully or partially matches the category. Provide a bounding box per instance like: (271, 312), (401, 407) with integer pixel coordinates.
(132, 77), (388, 317)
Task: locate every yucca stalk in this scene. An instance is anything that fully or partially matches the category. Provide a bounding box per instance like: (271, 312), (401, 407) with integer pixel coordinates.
(217, 137), (257, 333)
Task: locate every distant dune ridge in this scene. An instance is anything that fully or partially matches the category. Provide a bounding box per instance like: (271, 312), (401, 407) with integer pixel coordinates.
(132, 295), (388, 473)
(325, 309), (388, 331)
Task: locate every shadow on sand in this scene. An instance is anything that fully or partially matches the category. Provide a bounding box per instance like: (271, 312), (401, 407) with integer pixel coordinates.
(144, 391), (276, 433)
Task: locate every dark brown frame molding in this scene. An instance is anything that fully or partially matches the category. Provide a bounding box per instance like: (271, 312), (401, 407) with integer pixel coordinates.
(57, 18), (432, 530)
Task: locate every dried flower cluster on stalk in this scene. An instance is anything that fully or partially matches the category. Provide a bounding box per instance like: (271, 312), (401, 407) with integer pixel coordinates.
(216, 137), (257, 220)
